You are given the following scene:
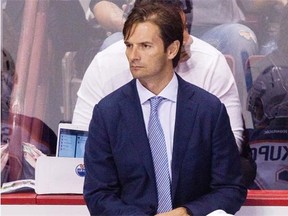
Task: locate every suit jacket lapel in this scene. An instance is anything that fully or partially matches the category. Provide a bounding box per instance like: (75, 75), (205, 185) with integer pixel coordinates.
(119, 80), (156, 181)
(171, 76), (199, 199)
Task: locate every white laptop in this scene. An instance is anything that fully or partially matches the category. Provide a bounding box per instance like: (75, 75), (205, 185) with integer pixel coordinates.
(55, 123), (89, 158)
(35, 123), (88, 194)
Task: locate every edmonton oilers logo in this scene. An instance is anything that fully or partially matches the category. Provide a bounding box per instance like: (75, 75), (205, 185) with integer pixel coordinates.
(75, 164), (86, 177)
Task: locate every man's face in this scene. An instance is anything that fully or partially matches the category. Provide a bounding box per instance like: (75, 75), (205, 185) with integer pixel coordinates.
(125, 22), (176, 85)
(180, 11), (192, 63)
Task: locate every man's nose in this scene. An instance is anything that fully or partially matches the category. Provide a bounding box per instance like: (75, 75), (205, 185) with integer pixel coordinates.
(129, 47), (140, 61)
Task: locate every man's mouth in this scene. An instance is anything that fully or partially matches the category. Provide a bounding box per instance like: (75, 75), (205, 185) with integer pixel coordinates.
(131, 65), (143, 70)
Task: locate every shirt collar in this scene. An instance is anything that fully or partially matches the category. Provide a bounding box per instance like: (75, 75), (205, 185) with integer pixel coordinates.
(136, 73), (178, 105)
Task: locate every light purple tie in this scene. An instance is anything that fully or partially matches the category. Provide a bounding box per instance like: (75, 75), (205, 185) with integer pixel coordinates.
(148, 96), (173, 213)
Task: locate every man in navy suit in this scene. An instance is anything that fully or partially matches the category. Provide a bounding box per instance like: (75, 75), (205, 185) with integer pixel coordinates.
(84, 2), (247, 215)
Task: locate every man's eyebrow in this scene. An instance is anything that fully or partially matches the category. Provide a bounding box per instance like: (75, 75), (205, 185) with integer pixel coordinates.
(139, 41), (153, 45)
(124, 41), (130, 45)
(124, 40), (153, 45)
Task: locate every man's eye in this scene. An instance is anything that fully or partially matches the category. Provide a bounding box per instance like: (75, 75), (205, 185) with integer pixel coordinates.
(125, 44), (131, 48)
(142, 44), (151, 48)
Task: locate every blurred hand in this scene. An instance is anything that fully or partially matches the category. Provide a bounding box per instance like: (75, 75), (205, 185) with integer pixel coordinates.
(155, 207), (190, 216)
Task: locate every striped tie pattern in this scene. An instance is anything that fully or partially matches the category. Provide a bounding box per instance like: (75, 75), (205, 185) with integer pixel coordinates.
(148, 96), (173, 213)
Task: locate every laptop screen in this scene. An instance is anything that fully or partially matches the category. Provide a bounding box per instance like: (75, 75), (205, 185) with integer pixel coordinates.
(56, 124), (88, 158)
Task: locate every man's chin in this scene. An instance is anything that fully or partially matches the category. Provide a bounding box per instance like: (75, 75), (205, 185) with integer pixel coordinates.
(130, 70), (141, 79)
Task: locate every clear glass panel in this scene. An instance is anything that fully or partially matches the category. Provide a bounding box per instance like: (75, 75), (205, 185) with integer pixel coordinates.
(1, 0), (288, 191)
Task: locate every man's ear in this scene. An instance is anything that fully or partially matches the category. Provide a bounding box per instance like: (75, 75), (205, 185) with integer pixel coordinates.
(167, 40), (181, 60)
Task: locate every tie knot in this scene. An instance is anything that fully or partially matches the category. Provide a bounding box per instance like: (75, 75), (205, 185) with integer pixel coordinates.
(149, 96), (165, 112)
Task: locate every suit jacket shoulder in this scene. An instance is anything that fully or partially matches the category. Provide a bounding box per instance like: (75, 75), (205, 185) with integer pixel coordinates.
(97, 79), (138, 107)
(176, 74), (223, 110)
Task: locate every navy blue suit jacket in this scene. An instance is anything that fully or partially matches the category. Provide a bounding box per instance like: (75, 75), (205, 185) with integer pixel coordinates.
(84, 75), (247, 216)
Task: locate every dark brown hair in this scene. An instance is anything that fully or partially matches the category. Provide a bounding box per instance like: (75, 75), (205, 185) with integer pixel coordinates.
(123, 3), (183, 68)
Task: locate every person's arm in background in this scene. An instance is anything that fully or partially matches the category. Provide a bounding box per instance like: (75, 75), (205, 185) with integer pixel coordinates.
(207, 57), (244, 152)
(72, 54), (105, 126)
(89, 0), (126, 33)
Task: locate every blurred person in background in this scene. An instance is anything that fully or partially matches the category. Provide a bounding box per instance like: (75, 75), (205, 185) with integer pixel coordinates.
(246, 5), (288, 189)
(191, 0), (259, 128)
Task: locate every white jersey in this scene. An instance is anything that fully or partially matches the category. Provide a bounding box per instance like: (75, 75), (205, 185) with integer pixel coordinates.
(249, 128), (288, 189)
